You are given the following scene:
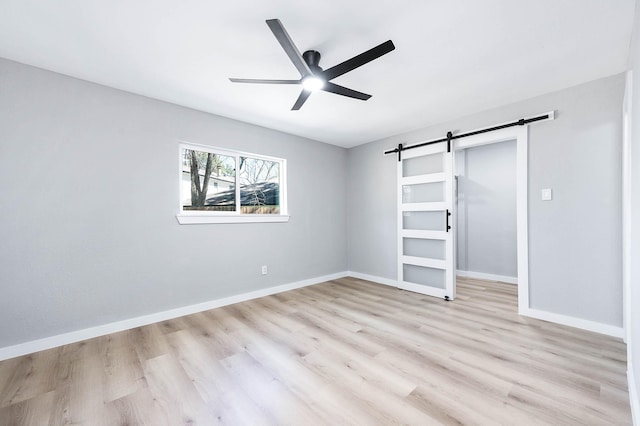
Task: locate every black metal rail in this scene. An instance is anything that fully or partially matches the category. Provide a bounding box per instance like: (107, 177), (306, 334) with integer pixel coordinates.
(384, 113), (550, 161)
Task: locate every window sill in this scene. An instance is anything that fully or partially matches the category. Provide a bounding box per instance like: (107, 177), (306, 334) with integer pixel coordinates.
(176, 214), (290, 224)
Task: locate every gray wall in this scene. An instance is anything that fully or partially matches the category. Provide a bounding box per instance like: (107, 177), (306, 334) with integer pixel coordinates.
(456, 141), (517, 279)
(0, 58), (347, 348)
(348, 74), (623, 327)
(628, 1), (640, 415)
(0, 54), (627, 351)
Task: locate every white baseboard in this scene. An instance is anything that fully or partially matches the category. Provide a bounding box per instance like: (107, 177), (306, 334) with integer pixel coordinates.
(4, 270), (622, 361)
(520, 307), (624, 338)
(0, 271), (348, 361)
(347, 271), (622, 339)
(456, 269), (518, 285)
(630, 362), (639, 426)
(340, 272), (625, 341)
(347, 271), (398, 287)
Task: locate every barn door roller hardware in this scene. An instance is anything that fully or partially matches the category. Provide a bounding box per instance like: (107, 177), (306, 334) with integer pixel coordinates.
(384, 111), (555, 161)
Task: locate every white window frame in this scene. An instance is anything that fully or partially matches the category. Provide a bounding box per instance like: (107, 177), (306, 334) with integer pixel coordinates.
(176, 142), (289, 224)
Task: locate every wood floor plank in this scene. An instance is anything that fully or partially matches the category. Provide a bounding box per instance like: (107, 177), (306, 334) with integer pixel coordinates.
(131, 323), (171, 362)
(103, 386), (170, 426)
(0, 348), (60, 408)
(68, 341), (107, 424)
(142, 353), (215, 424)
(0, 277), (631, 424)
(101, 330), (146, 404)
(226, 324), (378, 424)
(0, 390), (55, 426)
(219, 351), (318, 425)
(165, 329), (265, 425)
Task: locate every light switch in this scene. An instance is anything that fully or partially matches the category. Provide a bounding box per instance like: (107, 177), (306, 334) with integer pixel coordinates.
(541, 188), (553, 201)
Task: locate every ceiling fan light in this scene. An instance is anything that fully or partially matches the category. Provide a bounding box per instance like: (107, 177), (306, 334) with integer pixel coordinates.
(302, 76), (324, 91)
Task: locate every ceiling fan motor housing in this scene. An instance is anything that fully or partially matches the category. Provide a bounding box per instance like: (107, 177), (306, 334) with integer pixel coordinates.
(303, 50), (323, 73)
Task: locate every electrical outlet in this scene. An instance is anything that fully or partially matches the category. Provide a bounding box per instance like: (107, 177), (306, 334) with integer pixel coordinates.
(261, 265), (268, 275)
(541, 188), (553, 201)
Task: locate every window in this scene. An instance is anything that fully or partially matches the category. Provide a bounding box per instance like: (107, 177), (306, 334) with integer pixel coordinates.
(177, 143), (288, 224)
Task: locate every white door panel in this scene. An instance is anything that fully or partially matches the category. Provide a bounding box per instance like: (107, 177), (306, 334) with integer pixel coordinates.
(397, 142), (455, 300)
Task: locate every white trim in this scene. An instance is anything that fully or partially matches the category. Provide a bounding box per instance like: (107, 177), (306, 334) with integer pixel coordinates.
(629, 363), (639, 426)
(176, 214), (290, 224)
(0, 271), (348, 361)
(448, 149), (456, 300)
(178, 142), (285, 163)
(347, 271), (398, 287)
(399, 281), (448, 298)
(520, 307), (624, 338)
(402, 143), (445, 158)
(402, 229), (447, 240)
(402, 173), (446, 185)
(623, 71), (632, 345)
(401, 201), (447, 212)
(403, 255), (446, 270)
(515, 127), (530, 314)
(623, 69), (638, 426)
(397, 143), (404, 295)
(456, 270), (518, 285)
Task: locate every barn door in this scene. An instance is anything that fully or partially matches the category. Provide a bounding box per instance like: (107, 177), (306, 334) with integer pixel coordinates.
(397, 142), (455, 300)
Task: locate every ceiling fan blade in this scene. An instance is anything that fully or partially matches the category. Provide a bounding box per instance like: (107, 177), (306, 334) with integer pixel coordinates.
(322, 82), (371, 100)
(291, 90), (312, 110)
(321, 40), (395, 81)
(229, 78), (300, 84)
(266, 19), (312, 78)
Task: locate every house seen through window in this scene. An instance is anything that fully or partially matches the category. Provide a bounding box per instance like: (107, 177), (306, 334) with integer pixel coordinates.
(180, 144), (286, 216)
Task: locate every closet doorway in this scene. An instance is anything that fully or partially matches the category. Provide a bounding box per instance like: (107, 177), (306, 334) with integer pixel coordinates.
(456, 140), (518, 286)
(454, 126), (529, 313)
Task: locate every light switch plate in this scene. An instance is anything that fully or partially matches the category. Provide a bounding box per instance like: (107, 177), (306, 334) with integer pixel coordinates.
(541, 188), (553, 201)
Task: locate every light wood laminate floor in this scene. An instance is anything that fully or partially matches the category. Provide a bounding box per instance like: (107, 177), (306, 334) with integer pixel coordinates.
(0, 277), (631, 425)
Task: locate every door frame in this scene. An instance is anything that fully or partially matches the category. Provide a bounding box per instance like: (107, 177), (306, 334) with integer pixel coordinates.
(622, 70), (632, 344)
(453, 125), (529, 314)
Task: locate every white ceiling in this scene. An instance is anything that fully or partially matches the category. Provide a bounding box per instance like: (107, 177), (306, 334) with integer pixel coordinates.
(0, 1), (635, 148)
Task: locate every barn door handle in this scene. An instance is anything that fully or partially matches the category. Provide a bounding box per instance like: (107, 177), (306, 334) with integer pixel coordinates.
(446, 209), (452, 232)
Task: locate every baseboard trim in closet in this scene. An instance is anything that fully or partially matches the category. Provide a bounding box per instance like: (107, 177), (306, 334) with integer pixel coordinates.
(456, 270), (518, 284)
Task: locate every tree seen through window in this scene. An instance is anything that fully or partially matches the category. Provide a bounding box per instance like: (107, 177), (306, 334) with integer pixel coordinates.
(181, 147), (282, 214)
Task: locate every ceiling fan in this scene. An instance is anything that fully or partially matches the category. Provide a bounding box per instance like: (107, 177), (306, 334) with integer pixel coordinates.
(229, 19), (395, 110)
